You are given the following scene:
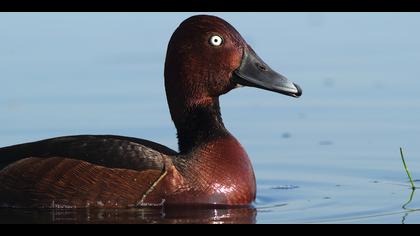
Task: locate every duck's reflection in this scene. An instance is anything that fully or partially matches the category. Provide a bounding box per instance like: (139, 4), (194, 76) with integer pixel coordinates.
(0, 205), (257, 224)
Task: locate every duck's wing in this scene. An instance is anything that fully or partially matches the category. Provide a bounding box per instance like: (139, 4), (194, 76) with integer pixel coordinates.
(0, 135), (178, 171)
(0, 157), (166, 208)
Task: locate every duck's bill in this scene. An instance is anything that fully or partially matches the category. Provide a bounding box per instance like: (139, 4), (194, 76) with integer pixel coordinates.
(233, 47), (302, 98)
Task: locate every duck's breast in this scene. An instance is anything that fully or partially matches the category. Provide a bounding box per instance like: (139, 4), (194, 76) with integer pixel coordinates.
(141, 136), (256, 206)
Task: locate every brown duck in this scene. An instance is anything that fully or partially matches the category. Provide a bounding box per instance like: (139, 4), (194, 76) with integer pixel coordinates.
(0, 15), (302, 208)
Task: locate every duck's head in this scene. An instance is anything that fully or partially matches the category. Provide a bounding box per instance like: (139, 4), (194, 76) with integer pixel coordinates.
(164, 15), (302, 122)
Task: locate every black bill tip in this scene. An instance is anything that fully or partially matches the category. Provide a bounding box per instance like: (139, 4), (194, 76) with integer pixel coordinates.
(292, 83), (303, 97)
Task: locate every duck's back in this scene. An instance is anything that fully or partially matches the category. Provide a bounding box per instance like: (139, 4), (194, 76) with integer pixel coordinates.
(0, 135), (177, 170)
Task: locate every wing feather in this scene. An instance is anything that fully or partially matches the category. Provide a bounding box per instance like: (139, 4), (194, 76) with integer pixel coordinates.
(0, 157), (165, 208)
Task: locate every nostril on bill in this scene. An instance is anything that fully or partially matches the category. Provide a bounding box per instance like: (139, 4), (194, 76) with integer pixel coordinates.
(256, 63), (267, 71)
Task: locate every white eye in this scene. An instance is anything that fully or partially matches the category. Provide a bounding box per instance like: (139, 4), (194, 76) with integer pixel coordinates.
(209, 35), (223, 46)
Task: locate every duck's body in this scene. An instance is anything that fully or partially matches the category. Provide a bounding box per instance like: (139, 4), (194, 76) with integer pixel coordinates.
(0, 15), (301, 208)
(0, 134), (254, 208)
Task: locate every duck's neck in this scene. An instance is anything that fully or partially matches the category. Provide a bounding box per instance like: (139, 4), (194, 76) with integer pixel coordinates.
(173, 98), (229, 154)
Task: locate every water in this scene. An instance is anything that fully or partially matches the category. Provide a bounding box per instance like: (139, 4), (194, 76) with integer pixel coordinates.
(1, 13), (420, 224)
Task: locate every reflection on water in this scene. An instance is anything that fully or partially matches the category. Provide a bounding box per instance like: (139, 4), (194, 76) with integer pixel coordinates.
(401, 188), (420, 224)
(402, 188), (416, 210)
(0, 206), (256, 224)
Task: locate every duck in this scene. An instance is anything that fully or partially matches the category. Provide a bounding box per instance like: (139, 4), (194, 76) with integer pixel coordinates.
(0, 15), (302, 208)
